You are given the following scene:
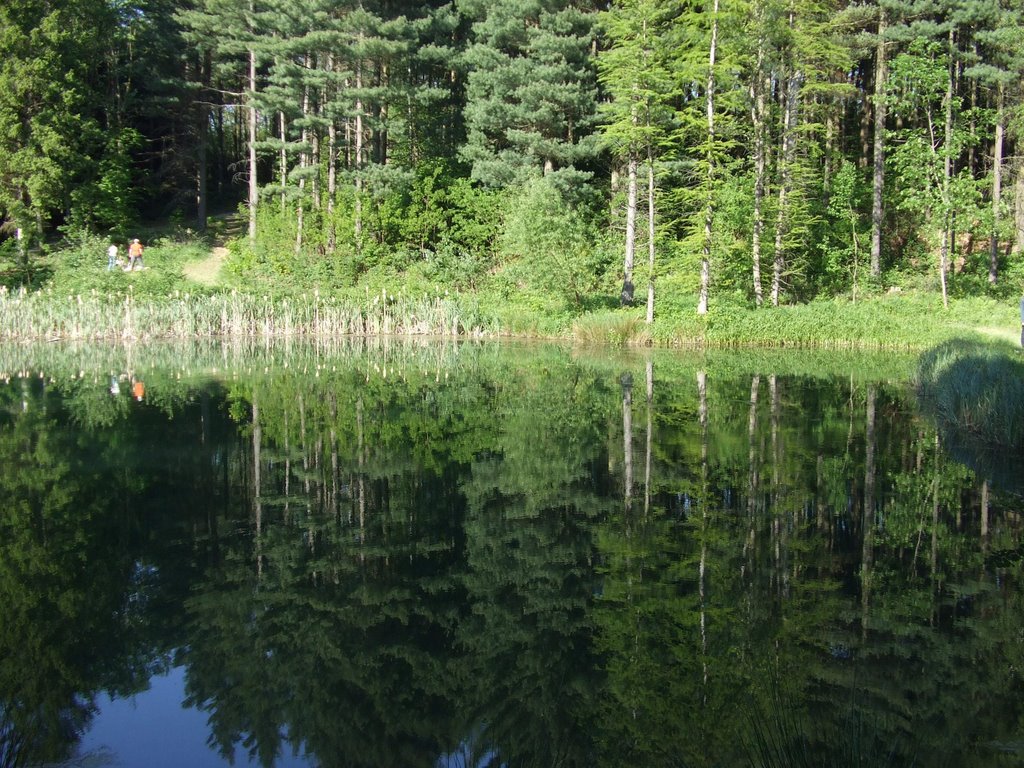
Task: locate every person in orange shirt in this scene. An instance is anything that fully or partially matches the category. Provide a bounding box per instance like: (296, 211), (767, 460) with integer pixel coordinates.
(132, 379), (145, 401)
(127, 238), (145, 270)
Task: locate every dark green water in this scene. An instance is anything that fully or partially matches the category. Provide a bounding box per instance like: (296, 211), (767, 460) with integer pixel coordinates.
(1, 341), (1022, 768)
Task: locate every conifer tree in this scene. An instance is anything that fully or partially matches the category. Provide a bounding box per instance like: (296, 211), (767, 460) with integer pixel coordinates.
(458, 0), (599, 189)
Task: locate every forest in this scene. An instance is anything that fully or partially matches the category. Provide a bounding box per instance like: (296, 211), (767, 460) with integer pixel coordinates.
(1, 0), (1023, 327)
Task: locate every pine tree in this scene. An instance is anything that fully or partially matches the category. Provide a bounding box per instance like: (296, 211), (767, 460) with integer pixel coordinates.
(0, 0), (114, 248)
(458, 0), (599, 189)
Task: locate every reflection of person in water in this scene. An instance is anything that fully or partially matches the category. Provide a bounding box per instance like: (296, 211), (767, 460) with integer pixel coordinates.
(132, 379), (145, 401)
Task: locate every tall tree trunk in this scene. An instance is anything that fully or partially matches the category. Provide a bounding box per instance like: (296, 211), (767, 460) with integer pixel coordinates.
(990, 81), (1004, 284)
(195, 51), (211, 232)
(312, 59), (321, 212)
(750, 0), (767, 306)
(279, 111), (287, 212)
(646, 151), (656, 324)
(939, 28), (954, 310)
(355, 49), (364, 246)
(1015, 159), (1024, 254)
(327, 53), (337, 254)
(772, 70), (798, 306)
(247, 39), (258, 241)
(698, 0), (720, 316)
(297, 55), (310, 253)
(870, 8), (886, 279)
(622, 150), (637, 306)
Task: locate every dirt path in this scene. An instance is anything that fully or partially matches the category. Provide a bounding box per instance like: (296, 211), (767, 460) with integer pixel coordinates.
(184, 246), (230, 286)
(182, 213), (241, 287)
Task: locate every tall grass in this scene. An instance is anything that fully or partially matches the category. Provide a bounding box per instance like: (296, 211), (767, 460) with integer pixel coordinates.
(652, 292), (1019, 350)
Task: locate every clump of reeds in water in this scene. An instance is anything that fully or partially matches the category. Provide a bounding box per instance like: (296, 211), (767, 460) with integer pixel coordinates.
(0, 286), (484, 340)
(571, 310), (651, 346)
(915, 338), (1024, 451)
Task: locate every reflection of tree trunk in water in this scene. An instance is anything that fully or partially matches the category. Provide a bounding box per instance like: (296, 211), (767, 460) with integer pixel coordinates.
(981, 480), (989, 554)
(698, 371), (709, 700)
(817, 453), (828, 546)
(931, 432), (941, 626)
(862, 385), (876, 640)
(284, 410), (290, 524)
(357, 397), (366, 564)
(202, 390), (220, 560)
(622, 373), (634, 516)
(299, 394), (310, 495)
(770, 375), (783, 597)
(253, 398), (263, 581)
(745, 376), (760, 579)
(329, 394), (338, 521)
(644, 361), (653, 521)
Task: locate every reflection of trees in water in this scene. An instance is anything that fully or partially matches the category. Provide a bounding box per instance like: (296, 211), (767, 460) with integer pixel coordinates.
(3, 349), (1024, 766)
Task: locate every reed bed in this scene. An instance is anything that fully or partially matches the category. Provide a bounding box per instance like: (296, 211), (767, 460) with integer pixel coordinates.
(0, 286), (484, 341)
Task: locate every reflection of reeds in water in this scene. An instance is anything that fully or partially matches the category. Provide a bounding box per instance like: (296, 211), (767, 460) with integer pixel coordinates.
(0, 336), (544, 394)
(743, 691), (908, 768)
(0, 287), (482, 341)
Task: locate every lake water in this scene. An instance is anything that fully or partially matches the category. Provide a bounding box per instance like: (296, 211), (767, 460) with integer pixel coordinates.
(1, 339), (1022, 768)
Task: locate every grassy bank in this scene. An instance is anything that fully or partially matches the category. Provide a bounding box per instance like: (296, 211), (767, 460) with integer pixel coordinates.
(1, 282), (1018, 349)
(2, 230), (1020, 348)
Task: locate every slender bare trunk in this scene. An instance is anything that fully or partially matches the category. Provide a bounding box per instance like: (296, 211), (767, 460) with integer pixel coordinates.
(195, 51), (210, 232)
(1015, 159), (1024, 254)
(870, 9), (886, 278)
(750, 0), (767, 306)
(247, 37), (258, 241)
(772, 67), (799, 307)
(939, 29), (953, 309)
(355, 45), (364, 245)
(990, 81), (1004, 284)
(279, 111), (287, 212)
(297, 58), (310, 253)
(622, 150), (637, 306)
(327, 54), (337, 254)
(646, 152), (656, 324)
(698, 0), (719, 316)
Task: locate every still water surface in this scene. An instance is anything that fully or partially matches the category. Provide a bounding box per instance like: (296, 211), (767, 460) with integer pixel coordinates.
(1, 340), (1022, 768)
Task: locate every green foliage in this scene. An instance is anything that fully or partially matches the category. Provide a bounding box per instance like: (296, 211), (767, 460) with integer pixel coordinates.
(497, 177), (613, 312)
(821, 159), (870, 297)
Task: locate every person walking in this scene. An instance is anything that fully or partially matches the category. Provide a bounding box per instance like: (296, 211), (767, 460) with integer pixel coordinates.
(127, 238), (144, 270)
(107, 243), (119, 271)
